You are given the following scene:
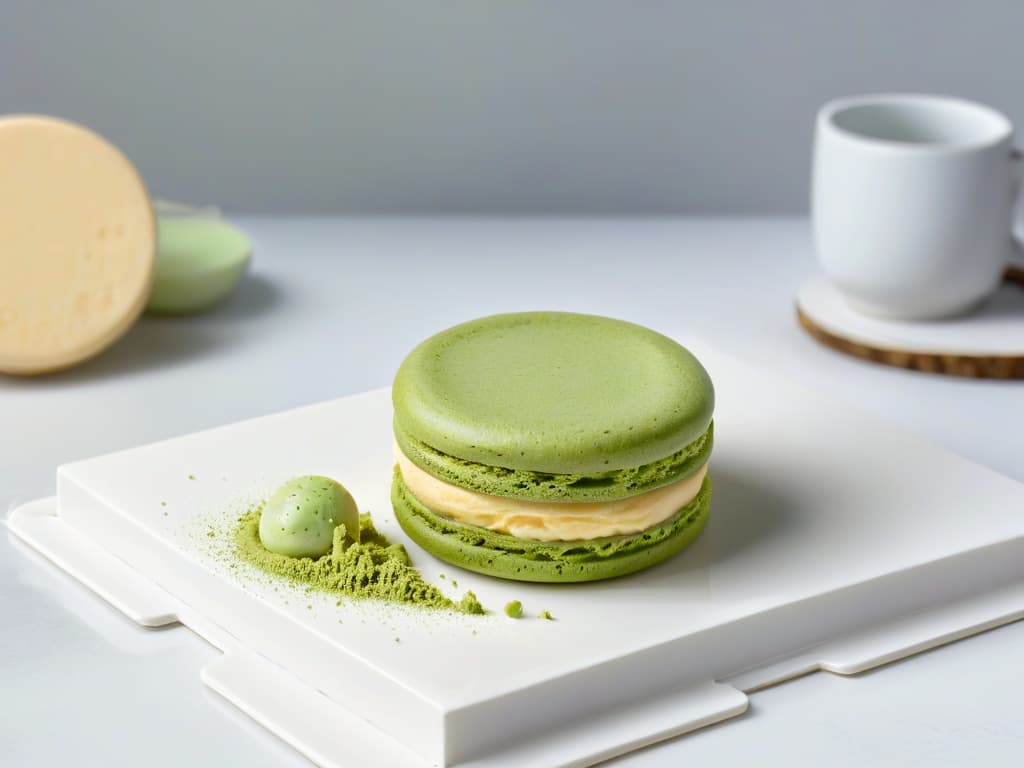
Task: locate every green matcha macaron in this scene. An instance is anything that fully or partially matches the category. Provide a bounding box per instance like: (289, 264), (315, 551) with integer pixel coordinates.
(391, 312), (714, 583)
(146, 216), (251, 315)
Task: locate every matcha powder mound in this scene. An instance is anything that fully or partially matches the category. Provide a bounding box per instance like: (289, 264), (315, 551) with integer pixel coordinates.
(234, 508), (484, 614)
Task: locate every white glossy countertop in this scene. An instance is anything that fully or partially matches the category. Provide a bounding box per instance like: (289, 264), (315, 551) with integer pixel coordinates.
(3, 217), (1022, 766)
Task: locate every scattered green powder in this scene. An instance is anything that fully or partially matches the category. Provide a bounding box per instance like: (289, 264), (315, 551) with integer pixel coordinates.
(234, 507), (484, 615)
(504, 600), (523, 618)
(539, 610), (554, 621)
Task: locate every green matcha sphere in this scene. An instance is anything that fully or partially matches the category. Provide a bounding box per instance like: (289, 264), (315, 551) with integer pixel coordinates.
(258, 475), (359, 558)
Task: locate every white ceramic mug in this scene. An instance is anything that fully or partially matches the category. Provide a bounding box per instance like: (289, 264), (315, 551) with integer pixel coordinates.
(812, 94), (1021, 320)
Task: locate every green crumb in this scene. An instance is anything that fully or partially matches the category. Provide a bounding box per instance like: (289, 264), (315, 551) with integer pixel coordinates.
(394, 637), (400, 643)
(458, 591), (485, 615)
(504, 600), (523, 619)
(450, 579), (458, 588)
(472, 629), (477, 636)
(188, 474), (195, 480)
(539, 610), (554, 620)
(163, 512), (168, 517)
(439, 573), (446, 580)
(234, 508), (484, 614)
(160, 501), (167, 507)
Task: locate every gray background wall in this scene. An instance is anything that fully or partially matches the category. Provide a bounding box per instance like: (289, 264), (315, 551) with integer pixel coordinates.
(3, 1), (1024, 214)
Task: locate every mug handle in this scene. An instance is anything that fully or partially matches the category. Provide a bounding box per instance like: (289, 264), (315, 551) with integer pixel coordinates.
(1009, 149), (1024, 286)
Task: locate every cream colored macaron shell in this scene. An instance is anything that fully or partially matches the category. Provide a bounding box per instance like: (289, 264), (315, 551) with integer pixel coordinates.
(395, 443), (708, 542)
(0, 115), (155, 375)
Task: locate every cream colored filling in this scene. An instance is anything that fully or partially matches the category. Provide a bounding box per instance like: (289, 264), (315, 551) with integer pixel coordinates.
(394, 443), (707, 542)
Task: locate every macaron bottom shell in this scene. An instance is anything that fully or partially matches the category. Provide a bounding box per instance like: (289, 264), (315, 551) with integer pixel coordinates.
(391, 470), (711, 583)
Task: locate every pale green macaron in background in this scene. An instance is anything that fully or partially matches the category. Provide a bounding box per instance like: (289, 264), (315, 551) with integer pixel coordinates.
(258, 475), (360, 558)
(146, 216), (252, 315)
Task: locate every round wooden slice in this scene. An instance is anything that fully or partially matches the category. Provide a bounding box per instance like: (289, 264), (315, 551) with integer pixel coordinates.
(796, 272), (1024, 379)
(0, 115), (155, 375)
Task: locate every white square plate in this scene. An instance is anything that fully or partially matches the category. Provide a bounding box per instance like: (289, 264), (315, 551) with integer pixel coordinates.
(9, 341), (1024, 767)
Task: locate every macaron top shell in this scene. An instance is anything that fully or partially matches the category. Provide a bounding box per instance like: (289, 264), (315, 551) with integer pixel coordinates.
(392, 312), (714, 475)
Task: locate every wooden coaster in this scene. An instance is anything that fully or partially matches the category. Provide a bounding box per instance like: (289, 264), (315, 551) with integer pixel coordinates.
(1007, 264), (1024, 287)
(796, 271), (1024, 379)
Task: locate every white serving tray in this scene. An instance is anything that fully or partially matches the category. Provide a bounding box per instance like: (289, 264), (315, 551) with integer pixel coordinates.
(8, 341), (1024, 768)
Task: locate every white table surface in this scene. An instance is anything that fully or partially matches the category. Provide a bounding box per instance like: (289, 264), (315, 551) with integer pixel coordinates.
(3, 217), (1023, 767)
